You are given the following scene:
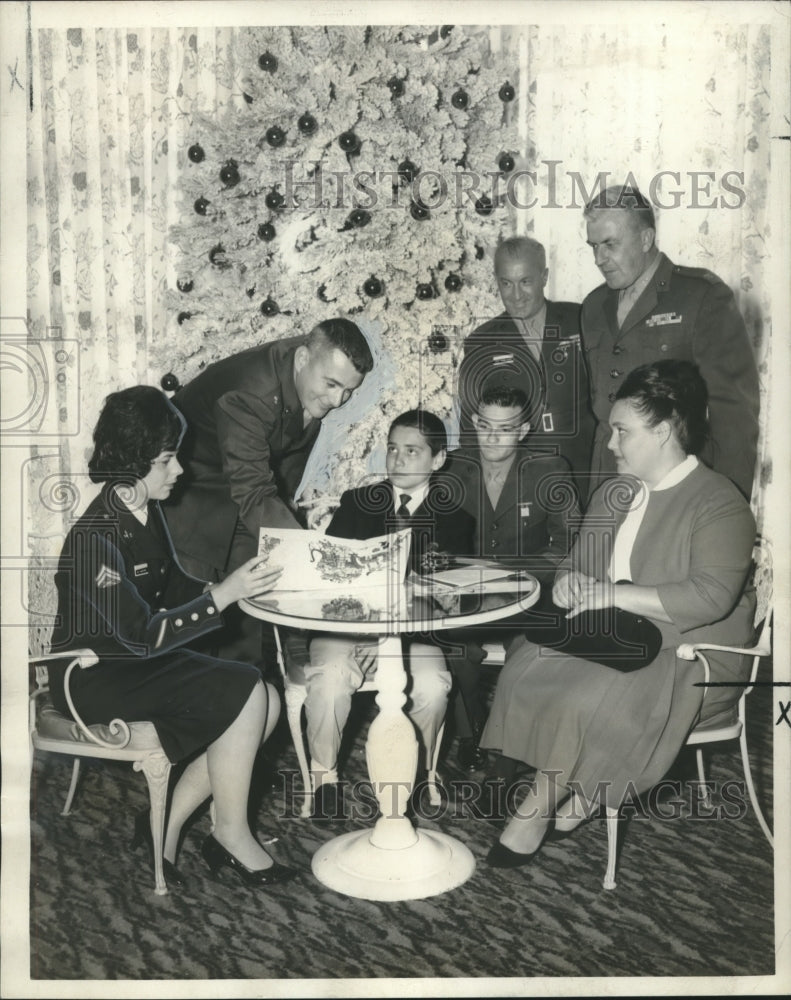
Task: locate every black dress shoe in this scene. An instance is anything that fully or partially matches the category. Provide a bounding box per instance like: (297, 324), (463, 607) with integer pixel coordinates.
(543, 823), (578, 845)
(486, 841), (540, 868)
(201, 835), (300, 887)
(131, 809), (187, 887)
(456, 737), (489, 771)
(312, 782), (344, 821)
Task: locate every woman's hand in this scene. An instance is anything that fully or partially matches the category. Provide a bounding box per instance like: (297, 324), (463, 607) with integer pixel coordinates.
(209, 558), (284, 612)
(564, 581), (616, 618)
(552, 571), (597, 609)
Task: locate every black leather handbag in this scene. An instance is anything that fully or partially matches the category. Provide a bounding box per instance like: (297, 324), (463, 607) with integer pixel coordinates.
(517, 604), (663, 672)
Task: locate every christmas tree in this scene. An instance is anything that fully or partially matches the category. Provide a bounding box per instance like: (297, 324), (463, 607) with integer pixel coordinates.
(162, 24), (521, 502)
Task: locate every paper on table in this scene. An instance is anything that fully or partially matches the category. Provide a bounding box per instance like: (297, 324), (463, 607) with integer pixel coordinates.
(257, 526), (412, 592)
(424, 566), (534, 590)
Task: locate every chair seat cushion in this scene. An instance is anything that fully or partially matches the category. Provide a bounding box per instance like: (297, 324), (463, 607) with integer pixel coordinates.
(36, 699), (162, 750)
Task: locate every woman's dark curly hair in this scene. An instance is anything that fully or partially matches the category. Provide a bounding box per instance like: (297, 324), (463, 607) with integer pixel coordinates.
(88, 386), (185, 483)
(615, 359), (710, 455)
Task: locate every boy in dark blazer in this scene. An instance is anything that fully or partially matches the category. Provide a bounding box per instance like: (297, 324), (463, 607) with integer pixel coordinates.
(442, 385), (582, 769)
(295, 409), (474, 819)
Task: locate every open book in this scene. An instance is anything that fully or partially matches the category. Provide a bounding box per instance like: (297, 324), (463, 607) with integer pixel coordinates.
(257, 527), (412, 592)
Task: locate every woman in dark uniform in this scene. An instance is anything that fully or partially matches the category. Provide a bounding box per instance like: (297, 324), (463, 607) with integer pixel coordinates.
(50, 386), (297, 887)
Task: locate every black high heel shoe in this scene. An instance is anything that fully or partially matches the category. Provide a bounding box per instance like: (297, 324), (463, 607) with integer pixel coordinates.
(131, 809), (187, 887)
(201, 834), (300, 887)
(485, 841), (541, 869)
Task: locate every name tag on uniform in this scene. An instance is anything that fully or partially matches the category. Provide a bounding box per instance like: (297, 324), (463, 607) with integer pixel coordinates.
(492, 353), (514, 365)
(520, 503), (532, 518)
(134, 562), (149, 577)
(646, 312), (682, 327)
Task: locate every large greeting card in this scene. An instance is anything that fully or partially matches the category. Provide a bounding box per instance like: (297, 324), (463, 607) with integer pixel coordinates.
(256, 527), (412, 592)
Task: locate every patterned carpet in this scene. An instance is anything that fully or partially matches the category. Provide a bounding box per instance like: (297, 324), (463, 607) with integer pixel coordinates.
(27, 657), (776, 986)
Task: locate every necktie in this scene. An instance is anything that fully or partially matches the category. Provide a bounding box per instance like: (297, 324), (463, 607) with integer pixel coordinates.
(395, 493), (412, 529)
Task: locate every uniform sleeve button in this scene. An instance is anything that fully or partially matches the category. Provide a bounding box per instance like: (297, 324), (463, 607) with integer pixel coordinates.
(190, 612), (199, 621)
(207, 606), (216, 615)
(174, 618), (183, 627)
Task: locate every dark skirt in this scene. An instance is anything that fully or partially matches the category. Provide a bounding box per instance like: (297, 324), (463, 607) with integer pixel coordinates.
(49, 649), (261, 763)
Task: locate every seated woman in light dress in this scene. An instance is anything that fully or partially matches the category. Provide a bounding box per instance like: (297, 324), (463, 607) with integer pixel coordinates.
(481, 360), (757, 867)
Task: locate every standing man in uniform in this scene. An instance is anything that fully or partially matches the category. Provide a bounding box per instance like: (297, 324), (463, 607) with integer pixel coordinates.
(164, 318), (374, 664)
(457, 236), (595, 500)
(581, 184), (759, 499)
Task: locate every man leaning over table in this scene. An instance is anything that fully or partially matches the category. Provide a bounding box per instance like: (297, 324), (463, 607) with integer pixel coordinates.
(287, 408), (475, 821)
(581, 183), (759, 500)
(164, 318), (374, 667)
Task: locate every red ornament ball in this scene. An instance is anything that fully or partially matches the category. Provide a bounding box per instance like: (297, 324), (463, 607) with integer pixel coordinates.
(338, 130), (360, 153)
(298, 112), (318, 135)
(265, 126), (286, 148)
(410, 200), (430, 221)
(220, 160), (240, 188)
(498, 152), (516, 174)
(265, 190), (285, 211)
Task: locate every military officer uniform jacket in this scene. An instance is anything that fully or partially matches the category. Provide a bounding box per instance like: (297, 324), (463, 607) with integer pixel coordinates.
(165, 335), (320, 576)
(581, 252), (759, 499)
(457, 301), (595, 494)
(443, 446), (581, 594)
(49, 483), (260, 763)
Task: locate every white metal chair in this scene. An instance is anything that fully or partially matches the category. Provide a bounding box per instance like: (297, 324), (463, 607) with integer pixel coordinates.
(273, 626), (445, 817)
(603, 605), (774, 890)
(29, 649), (172, 894)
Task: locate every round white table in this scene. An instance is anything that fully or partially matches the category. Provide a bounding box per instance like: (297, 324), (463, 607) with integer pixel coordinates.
(241, 568), (539, 901)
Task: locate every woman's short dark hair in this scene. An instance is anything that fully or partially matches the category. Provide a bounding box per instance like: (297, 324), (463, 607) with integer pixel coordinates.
(88, 386), (185, 482)
(615, 360), (709, 455)
(389, 408), (448, 456)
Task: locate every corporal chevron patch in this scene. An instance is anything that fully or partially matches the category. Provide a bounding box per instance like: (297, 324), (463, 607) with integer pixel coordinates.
(95, 564), (121, 589)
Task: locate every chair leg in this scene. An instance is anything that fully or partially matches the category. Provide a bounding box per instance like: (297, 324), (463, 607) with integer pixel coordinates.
(426, 722), (445, 807)
(134, 752), (172, 895)
(61, 758), (81, 816)
(739, 723), (774, 848)
(603, 807), (619, 890)
(284, 684), (313, 818)
(695, 748), (713, 808)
